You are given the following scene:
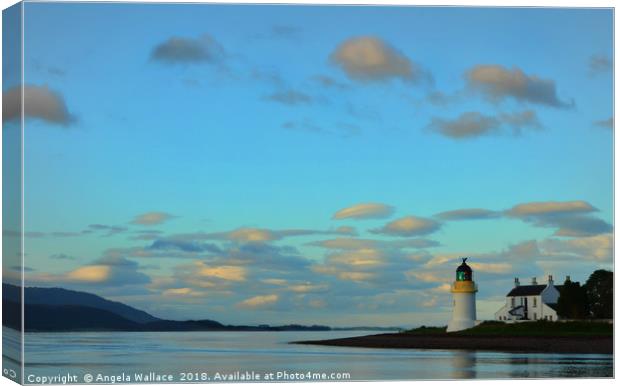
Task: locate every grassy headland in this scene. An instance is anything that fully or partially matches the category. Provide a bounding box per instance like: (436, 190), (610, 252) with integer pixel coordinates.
(294, 321), (613, 354)
(405, 321), (613, 337)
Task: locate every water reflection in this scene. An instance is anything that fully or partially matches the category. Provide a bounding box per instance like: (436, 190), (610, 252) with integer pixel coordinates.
(18, 329), (613, 381)
(500, 354), (614, 378)
(451, 351), (477, 379)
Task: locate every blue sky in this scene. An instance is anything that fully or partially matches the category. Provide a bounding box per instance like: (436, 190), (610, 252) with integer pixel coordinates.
(3, 3), (613, 327)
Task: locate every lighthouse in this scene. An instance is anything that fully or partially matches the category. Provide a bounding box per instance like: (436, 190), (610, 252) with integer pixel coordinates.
(447, 258), (478, 332)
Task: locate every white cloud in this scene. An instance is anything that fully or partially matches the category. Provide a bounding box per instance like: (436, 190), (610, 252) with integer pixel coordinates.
(65, 265), (111, 283)
(506, 200), (595, 216)
(237, 294), (279, 309)
(131, 212), (176, 225)
(196, 263), (247, 281)
(151, 34), (224, 64)
(330, 36), (425, 83)
(332, 202), (394, 220)
(370, 215), (440, 237)
(466, 64), (572, 107)
(3, 84), (74, 125)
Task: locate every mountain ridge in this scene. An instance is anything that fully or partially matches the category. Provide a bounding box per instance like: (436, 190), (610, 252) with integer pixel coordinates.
(2, 284), (333, 332)
(3, 283), (159, 324)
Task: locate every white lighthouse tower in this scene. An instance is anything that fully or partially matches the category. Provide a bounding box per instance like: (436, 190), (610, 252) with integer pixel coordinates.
(447, 258), (478, 332)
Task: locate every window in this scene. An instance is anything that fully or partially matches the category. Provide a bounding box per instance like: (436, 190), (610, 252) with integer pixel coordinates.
(511, 298), (515, 307)
(534, 312), (537, 320)
(533, 297), (537, 307)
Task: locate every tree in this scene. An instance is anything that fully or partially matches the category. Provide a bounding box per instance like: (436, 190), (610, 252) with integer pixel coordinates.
(557, 278), (588, 319)
(584, 270), (613, 319)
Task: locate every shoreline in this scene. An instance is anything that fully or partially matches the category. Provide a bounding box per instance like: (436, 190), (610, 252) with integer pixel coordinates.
(293, 332), (613, 354)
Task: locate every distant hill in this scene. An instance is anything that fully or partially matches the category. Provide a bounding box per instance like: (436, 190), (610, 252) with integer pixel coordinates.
(2, 284), (331, 332)
(3, 301), (225, 332)
(3, 283), (159, 324)
(4, 301), (142, 331)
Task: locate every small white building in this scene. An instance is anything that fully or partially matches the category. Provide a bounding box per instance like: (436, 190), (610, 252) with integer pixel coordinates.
(494, 275), (564, 322)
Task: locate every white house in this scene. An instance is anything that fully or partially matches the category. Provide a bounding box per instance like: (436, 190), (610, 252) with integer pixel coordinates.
(494, 275), (565, 322)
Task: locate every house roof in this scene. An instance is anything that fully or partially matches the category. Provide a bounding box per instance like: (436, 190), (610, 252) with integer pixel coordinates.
(506, 284), (563, 297)
(546, 303), (558, 311)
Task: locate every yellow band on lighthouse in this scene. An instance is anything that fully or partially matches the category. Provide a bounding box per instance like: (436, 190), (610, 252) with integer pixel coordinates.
(451, 281), (477, 293)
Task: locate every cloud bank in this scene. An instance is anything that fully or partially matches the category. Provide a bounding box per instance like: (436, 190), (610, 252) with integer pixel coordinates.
(506, 200), (612, 237)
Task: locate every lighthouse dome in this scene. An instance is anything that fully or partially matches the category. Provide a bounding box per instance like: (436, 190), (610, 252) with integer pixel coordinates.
(456, 258), (472, 281)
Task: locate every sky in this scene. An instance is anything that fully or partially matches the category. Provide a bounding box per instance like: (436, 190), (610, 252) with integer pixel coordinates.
(2, 3), (613, 327)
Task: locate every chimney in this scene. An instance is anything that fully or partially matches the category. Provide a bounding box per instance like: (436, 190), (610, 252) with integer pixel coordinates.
(547, 275), (554, 286)
(531, 277), (537, 285)
(566, 275), (571, 283)
(514, 277), (520, 287)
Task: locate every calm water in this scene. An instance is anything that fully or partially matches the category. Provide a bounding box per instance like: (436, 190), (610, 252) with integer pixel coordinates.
(3, 328), (613, 383)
